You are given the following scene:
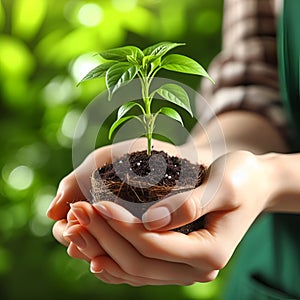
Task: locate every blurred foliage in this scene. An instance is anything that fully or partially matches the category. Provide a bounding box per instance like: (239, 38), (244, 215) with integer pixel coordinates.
(0, 0), (224, 299)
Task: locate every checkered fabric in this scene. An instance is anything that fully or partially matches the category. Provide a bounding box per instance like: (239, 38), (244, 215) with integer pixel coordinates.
(198, 0), (287, 138)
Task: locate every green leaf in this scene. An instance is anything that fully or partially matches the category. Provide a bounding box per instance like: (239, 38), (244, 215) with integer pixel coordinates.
(106, 62), (138, 100)
(127, 55), (139, 64)
(143, 42), (185, 57)
(142, 55), (159, 67)
(154, 83), (193, 116)
(150, 57), (161, 70)
(158, 107), (184, 126)
(161, 54), (214, 82)
(109, 115), (138, 140)
(117, 101), (144, 120)
(100, 46), (144, 63)
(77, 62), (115, 85)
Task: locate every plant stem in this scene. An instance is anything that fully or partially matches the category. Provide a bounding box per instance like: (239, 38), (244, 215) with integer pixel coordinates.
(139, 64), (162, 156)
(140, 76), (153, 155)
(145, 92), (152, 155)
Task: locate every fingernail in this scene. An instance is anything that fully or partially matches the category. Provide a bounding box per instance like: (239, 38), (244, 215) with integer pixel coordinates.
(63, 231), (86, 249)
(90, 261), (104, 274)
(142, 206), (171, 230)
(65, 219), (79, 231)
(70, 204), (90, 225)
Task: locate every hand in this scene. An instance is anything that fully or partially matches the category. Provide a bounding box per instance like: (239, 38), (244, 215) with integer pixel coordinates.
(64, 201), (219, 286)
(47, 138), (204, 247)
(143, 150), (272, 229)
(63, 150), (277, 286)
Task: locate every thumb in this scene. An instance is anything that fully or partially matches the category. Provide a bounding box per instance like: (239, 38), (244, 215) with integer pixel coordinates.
(141, 162), (225, 231)
(142, 185), (211, 231)
(47, 172), (87, 220)
(47, 145), (114, 221)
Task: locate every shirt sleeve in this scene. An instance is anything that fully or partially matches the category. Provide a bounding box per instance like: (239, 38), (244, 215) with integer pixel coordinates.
(197, 0), (288, 137)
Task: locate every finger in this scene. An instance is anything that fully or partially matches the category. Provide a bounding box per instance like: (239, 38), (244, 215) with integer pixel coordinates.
(93, 202), (231, 282)
(67, 242), (90, 261)
(142, 189), (203, 231)
(65, 209), (80, 231)
(74, 202), (204, 282)
(47, 144), (114, 221)
(141, 164), (232, 231)
(72, 197), (222, 278)
(93, 201), (217, 268)
(203, 205), (261, 267)
(64, 223), (107, 259)
(52, 219), (69, 246)
(93, 268), (152, 287)
(91, 256), (196, 286)
(47, 172), (86, 220)
(108, 206), (258, 273)
(94, 269), (135, 286)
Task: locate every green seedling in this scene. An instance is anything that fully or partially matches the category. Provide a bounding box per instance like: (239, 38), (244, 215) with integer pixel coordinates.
(79, 41), (213, 155)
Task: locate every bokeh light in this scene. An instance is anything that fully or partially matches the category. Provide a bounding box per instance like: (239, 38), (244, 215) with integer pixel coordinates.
(70, 53), (102, 83)
(6, 165), (34, 191)
(43, 76), (77, 106)
(77, 3), (103, 27)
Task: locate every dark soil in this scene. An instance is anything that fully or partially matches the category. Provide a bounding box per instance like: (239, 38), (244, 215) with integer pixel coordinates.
(90, 150), (206, 234)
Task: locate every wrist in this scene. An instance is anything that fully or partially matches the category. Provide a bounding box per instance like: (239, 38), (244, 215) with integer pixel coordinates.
(263, 153), (300, 213)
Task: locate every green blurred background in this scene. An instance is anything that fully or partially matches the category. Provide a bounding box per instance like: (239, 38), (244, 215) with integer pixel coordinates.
(0, 0), (225, 299)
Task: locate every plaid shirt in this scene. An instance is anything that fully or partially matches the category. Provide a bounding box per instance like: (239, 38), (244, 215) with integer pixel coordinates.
(198, 0), (287, 137)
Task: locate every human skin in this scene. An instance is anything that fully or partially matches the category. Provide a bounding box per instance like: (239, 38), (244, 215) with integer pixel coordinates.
(47, 110), (300, 286)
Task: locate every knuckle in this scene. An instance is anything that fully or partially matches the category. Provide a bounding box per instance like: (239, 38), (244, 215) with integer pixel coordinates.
(58, 175), (71, 189)
(194, 248), (229, 272)
(198, 270), (219, 283)
(208, 251), (229, 270)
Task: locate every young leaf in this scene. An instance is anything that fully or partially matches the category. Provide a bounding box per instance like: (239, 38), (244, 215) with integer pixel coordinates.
(150, 57), (162, 71)
(117, 101), (145, 120)
(161, 54), (214, 82)
(100, 46), (144, 63)
(143, 42), (185, 58)
(106, 62), (138, 100)
(142, 55), (160, 67)
(77, 62), (116, 85)
(109, 115), (139, 140)
(157, 107), (184, 126)
(154, 83), (193, 117)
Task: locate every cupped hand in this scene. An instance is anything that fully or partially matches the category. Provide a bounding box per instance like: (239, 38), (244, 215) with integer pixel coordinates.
(143, 151), (276, 233)
(142, 150), (274, 244)
(47, 138), (203, 247)
(62, 151), (276, 286)
(52, 150), (276, 286)
(64, 201), (219, 286)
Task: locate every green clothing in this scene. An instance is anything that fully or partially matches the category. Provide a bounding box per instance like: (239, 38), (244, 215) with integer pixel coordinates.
(279, 0), (300, 149)
(221, 1), (300, 299)
(222, 214), (300, 299)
